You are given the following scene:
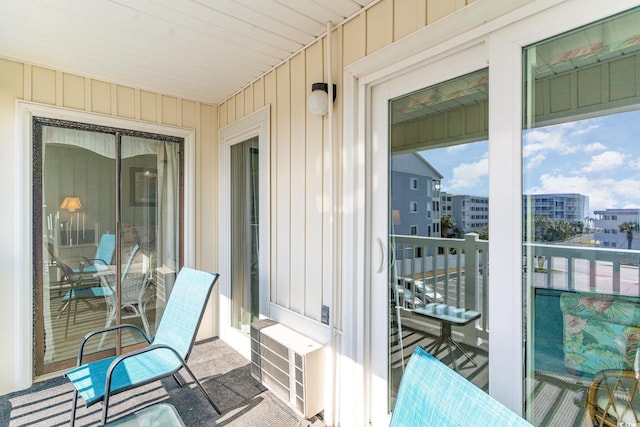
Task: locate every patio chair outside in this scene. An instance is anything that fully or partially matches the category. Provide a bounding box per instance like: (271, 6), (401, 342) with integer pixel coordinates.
(64, 267), (221, 426)
(389, 346), (532, 427)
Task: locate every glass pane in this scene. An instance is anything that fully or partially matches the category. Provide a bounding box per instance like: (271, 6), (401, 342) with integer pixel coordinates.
(523, 7), (640, 426)
(230, 137), (260, 333)
(388, 69), (489, 412)
(37, 123), (116, 373)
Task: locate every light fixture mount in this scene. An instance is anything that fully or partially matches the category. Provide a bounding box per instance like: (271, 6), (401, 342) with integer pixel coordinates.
(307, 82), (337, 116)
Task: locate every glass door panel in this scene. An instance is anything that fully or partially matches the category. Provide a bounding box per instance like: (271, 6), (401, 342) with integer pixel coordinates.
(387, 68), (490, 411)
(36, 122), (116, 373)
(230, 137), (260, 334)
(522, 7), (640, 426)
(34, 121), (183, 375)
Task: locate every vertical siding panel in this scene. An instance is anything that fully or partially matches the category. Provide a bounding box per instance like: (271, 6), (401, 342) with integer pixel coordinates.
(161, 95), (178, 126)
(343, 14), (367, 68)
(139, 90), (157, 122)
(264, 70), (277, 304)
(91, 80), (111, 115)
(254, 77), (265, 110)
(62, 73), (85, 110)
(117, 86), (135, 119)
(227, 96), (236, 124)
(276, 63), (291, 308)
(305, 41), (324, 318)
(31, 66), (56, 105)
(110, 84), (118, 117)
(366, 0), (394, 55)
(198, 103), (216, 271)
(218, 102), (228, 128)
(244, 85), (254, 116)
(181, 100), (196, 128)
(23, 63), (32, 101)
(289, 52), (306, 315)
(0, 61), (23, 384)
(55, 71), (63, 106)
(427, 0), (457, 24)
(394, 0), (427, 41)
(235, 92), (244, 121)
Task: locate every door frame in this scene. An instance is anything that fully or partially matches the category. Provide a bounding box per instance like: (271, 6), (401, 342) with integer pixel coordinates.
(341, 0), (640, 424)
(218, 105), (271, 359)
(15, 100), (196, 386)
(368, 42), (489, 426)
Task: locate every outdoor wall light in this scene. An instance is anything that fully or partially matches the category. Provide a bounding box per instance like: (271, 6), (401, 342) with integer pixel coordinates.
(307, 82), (336, 116)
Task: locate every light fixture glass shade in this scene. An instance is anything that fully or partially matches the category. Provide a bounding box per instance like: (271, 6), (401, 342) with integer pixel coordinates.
(60, 197), (82, 212)
(307, 88), (329, 116)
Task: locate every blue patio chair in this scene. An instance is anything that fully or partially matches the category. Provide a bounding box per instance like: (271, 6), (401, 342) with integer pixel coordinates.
(389, 346), (533, 427)
(64, 267), (221, 426)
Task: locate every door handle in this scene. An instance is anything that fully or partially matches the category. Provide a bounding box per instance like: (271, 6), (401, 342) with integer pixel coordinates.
(376, 237), (385, 273)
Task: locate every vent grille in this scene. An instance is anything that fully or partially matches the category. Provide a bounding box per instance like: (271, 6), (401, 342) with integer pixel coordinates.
(250, 321), (325, 418)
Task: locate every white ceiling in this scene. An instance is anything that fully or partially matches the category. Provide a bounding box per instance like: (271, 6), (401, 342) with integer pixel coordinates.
(0, 0), (377, 104)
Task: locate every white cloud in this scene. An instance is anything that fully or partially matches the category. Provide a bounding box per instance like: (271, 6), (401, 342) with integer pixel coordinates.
(582, 151), (626, 173)
(446, 155), (488, 191)
(523, 119), (603, 163)
(583, 142), (607, 152)
(525, 153), (546, 170)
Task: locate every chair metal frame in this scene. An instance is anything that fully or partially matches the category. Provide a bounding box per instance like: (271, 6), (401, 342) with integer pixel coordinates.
(65, 268), (221, 426)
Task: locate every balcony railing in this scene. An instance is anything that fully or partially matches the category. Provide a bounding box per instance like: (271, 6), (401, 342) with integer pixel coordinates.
(528, 243), (640, 296)
(391, 233), (488, 343)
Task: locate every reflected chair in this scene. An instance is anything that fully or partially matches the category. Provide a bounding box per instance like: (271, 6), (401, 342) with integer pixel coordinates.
(586, 350), (640, 427)
(64, 267), (221, 426)
(48, 248), (109, 339)
(389, 346), (533, 426)
(96, 243), (154, 349)
(73, 233), (116, 274)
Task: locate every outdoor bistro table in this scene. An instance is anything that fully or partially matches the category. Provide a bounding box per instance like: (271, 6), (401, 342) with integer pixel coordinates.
(414, 303), (481, 371)
(103, 403), (185, 426)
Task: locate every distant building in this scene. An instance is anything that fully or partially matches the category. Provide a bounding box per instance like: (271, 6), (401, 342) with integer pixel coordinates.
(523, 193), (589, 224)
(594, 208), (640, 249)
(390, 153), (442, 238)
(441, 192), (488, 236)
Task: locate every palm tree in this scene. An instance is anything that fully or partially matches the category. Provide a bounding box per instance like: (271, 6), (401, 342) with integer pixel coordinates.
(441, 215), (455, 237)
(619, 222), (639, 249)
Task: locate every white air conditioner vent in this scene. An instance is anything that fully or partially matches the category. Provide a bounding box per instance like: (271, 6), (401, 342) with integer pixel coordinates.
(250, 320), (324, 418)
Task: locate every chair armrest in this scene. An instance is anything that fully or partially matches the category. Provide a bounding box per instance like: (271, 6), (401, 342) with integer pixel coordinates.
(83, 257), (109, 266)
(76, 324), (150, 365)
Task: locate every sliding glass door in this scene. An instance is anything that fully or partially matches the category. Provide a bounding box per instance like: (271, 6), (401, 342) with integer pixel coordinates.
(33, 118), (183, 375)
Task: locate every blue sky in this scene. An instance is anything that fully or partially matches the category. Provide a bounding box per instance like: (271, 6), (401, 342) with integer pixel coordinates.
(421, 109), (640, 213)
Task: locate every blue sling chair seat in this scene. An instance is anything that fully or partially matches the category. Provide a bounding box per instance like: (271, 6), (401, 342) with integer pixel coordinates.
(64, 267), (221, 426)
(389, 346), (533, 427)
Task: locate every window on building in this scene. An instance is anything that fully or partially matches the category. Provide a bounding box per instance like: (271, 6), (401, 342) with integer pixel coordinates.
(410, 178), (418, 190)
(410, 201), (418, 213)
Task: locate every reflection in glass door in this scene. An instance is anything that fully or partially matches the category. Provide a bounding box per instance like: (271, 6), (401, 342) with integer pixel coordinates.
(387, 69), (490, 412)
(33, 118), (182, 376)
(523, 8), (640, 426)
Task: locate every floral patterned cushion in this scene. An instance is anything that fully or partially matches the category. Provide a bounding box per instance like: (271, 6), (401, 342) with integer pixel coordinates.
(560, 292), (640, 376)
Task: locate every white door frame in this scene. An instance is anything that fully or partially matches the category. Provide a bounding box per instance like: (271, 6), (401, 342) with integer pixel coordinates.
(218, 105), (270, 359)
(368, 42), (489, 426)
(341, 0), (640, 424)
(15, 100), (196, 388)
